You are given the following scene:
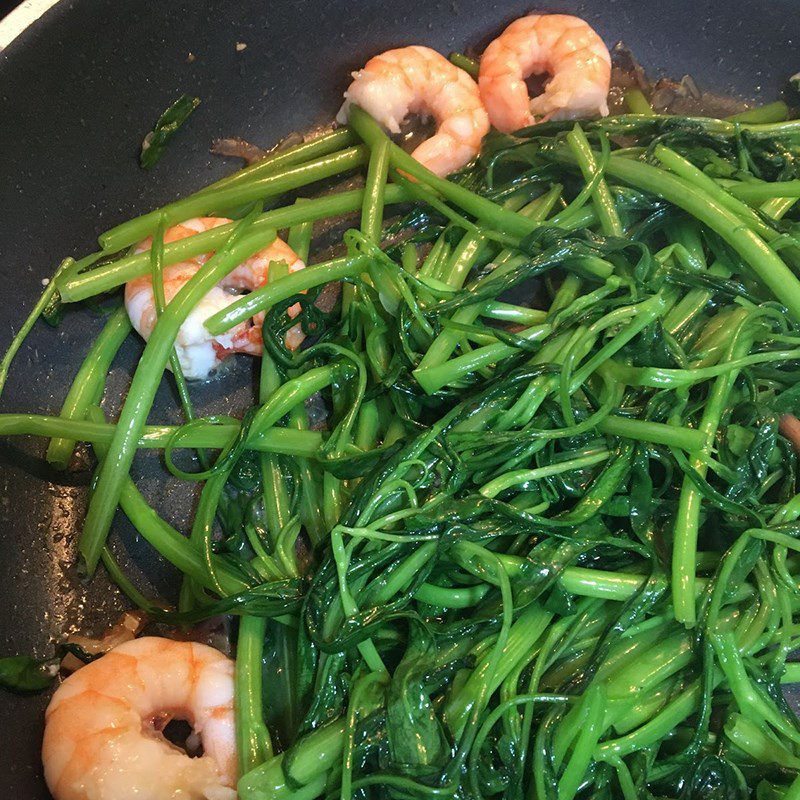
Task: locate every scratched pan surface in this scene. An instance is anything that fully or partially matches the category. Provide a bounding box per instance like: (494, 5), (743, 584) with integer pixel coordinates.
(0, 0), (799, 794)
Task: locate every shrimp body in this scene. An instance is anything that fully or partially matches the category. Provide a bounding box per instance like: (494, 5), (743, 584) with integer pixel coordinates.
(42, 637), (236, 800)
(338, 45), (490, 177)
(478, 14), (611, 133)
(125, 217), (305, 380)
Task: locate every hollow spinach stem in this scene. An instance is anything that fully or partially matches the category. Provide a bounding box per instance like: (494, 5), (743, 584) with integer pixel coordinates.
(557, 148), (800, 320)
(46, 306), (131, 468)
(60, 186), (410, 302)
(205, 255), (368, 334)
(100, 146), (369, 252)
(672, 309), (752, 627)
(348, 105), (541, 238)
(80, 214), (274, 573)
(200, 127), (354, 195)
(0, 257), (75, 400)
(360, 139), (390, 244)
(235, 616), (272, 775)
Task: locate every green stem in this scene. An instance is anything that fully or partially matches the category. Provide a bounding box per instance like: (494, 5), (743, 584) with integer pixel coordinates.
(149, 217), (204, 453)
(712, 630), (800, 744)
(672, 308), (752, 627)
(623, 89), (653, 115)
(726, 100), (789, 124)
(448, 52), (479, 78)
(286, 200), (314, 262)
(205, 255), (368, 334)
(100, 146), (368, 252)
(414, 583), (490, 608)
(235, 615), (272, 774)
(46, 306), (131, 468)
(61, 186), (409, 302)
(79, 216), (275, 574)
(497, 558), (752, 604)
(0, 257), (75, 400)
(558, 149), (800, 320)
(724, 713), (800, 769)
(238, 720), (346, 799)
(654, 144), (781, 244)
(86, 407), (245, 594)
(0, 413), (322, 455)
(725, 179), (800, 204)
(761, 196), (798, 220)
(414, 185), (565, 377)
(287, 403), (326, 545)
(348, 106), (540, 238)
(360, 139), (390, 243)
(438, 230), (487, 288)
(479, 449), (611, 498)
(480, 301), (547, 326)
(100, 547), (169, 614)
(444, 600), (552, 735)
(200, 128), (354, 195)
(567, 125), (623, 237)
(413, 324), (551, 394)
(259, 355), (292, 552)
(595, 680), (701, 759)
(597, 415), (705, 451)
(558, 684), (606, 800)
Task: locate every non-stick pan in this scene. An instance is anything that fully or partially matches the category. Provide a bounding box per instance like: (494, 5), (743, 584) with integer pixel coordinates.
(1, 0), (798, 795)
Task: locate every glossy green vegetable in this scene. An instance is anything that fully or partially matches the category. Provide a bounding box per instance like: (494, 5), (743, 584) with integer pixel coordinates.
(4, 101), (800, 800)
(0, 655), (59, 692)
(139, 94), (200, 169)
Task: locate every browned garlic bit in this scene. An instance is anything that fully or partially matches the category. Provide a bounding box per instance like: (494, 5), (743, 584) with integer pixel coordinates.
(60, 610), (147, 673)
(780, 414), (800, 455)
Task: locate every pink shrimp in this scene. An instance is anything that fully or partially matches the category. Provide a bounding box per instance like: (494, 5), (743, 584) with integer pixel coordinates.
(41, 637), (236, 800)
(478, 14), (611, 133)
(338, 45), (490, 177)
(124, 217), (305, 379)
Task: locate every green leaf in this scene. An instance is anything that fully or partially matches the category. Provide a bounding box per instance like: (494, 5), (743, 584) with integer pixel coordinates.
(149, 578), (305, 623)
(140, 94), (201, 169)
(542, 582), (576, 616)
(262, 620), (300, 749)
(683, 755), (749, 800)
(386, 626), (447, 774)
(0, 655), (58, 692)
(628, 445), (654, 537)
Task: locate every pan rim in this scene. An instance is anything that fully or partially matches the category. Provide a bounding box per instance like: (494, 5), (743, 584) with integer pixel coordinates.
(0, 0), (60, 50)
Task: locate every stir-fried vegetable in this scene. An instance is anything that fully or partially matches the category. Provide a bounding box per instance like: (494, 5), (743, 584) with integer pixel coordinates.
(6, 97), (800, 799)
(139, 94), (201, 169)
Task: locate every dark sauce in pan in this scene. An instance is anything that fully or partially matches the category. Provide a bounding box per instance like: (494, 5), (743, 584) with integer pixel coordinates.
(608, 42), (749, 117)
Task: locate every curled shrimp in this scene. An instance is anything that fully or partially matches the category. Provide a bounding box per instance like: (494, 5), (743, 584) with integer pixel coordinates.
(125, 217), (305, 380)
(478, 14), (611, 133)
(42, 637), (236, 800)
(338, 45), (490, 177)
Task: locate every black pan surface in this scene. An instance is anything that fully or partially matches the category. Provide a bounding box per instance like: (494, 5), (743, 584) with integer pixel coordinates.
(1, 0), (799, 795)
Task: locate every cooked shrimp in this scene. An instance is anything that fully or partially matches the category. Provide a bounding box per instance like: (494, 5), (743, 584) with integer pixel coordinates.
(125, 217), (305, 380)
(338, 45), (490, 177)
(478, 14), (611, 133)
(42, 637), (236, 800)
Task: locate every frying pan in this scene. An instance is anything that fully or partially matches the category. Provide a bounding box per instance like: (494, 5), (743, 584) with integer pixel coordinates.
(0, 0), (798, 795)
